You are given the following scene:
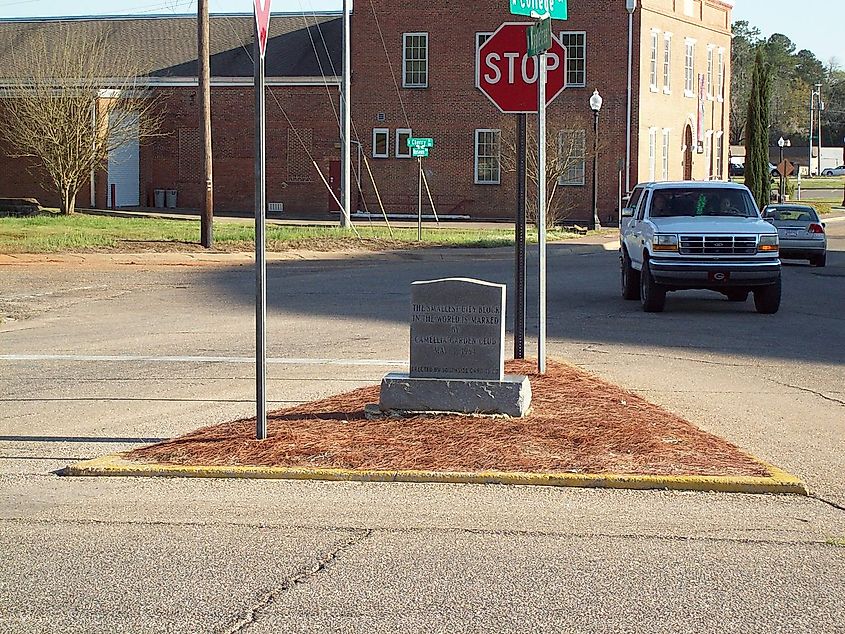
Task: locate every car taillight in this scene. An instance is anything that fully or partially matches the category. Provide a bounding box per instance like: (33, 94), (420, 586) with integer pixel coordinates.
(808, 223), (825, 234)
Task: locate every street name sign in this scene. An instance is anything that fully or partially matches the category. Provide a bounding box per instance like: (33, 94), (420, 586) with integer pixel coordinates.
(527, 18), (552, 57)
(254, 0), (272, 59)
(412, 147), (430, 158)
(408, 137), (435, 149)
(510, 0), (568, 20)
(477, 22), (567, 114)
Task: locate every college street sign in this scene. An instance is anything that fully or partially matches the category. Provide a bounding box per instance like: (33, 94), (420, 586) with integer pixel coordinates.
(510, 0), (568, 20)
(407, 137), (435, 149)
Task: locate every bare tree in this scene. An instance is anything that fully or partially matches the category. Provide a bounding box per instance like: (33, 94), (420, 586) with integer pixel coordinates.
(501, 118), (604, 228)
(0, 27), (161, 214)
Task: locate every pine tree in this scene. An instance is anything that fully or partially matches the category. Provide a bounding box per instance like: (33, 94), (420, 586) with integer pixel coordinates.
(744, 50), (772, 209)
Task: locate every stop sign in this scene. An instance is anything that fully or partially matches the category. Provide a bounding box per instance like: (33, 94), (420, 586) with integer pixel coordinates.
(477, 22), (567, 114)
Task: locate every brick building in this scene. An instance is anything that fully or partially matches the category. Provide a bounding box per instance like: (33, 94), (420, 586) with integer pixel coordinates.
(0, 0), (732, 222)
(353, 0), (733, 223)
(0, 14), (343, 214)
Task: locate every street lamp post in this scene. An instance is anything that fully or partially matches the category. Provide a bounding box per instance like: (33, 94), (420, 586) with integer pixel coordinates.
(777, 137), (786, 202)
(590, 89), (603, 230)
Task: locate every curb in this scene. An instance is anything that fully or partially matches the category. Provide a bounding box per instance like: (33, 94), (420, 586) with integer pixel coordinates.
(62, 454), (808, 496)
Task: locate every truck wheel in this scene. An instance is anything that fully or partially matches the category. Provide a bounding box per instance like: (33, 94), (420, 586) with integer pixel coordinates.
(753, 278), (781, 314)
(810, 254), (826, 267)
(725, 290), (749, 302)
(621, 251), (640, 300)
(640, 259), (666, 313)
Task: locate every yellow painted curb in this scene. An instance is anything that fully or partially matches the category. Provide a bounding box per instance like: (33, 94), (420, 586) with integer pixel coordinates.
(62, 454), (808, 496)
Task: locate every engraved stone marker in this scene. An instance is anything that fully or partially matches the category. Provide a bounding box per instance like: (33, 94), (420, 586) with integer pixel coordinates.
(409, 278), (505, 381)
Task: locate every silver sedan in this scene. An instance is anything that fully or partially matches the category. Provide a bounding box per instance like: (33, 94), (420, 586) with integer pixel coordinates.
(761, 204), (827, 267)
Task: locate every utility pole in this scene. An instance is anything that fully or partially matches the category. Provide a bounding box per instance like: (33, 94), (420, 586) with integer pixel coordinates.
(340, 0), (352, 228)
(199, 0), (213, 248)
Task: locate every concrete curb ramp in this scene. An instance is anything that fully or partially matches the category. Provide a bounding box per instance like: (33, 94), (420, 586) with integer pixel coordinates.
(63, 455), (808, 496)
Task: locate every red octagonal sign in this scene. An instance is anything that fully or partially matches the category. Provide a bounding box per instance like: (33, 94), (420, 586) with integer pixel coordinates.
(477, 22), (567, 114)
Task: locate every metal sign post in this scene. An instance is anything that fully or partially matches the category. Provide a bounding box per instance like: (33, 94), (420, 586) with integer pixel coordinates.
(537, 51), (547, 375)
(254, 0), (271, 440)
(515, 113), (527, 360)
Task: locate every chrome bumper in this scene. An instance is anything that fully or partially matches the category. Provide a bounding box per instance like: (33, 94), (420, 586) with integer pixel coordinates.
(649, 258), (781, 287)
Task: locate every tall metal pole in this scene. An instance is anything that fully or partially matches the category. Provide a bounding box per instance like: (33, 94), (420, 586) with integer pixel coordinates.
(592, 109), (600, 230)
(625, 2), (636, 193)
(809, 89), (815, 177)
(537, 52), (547, 375)
(254, 20), (267, 441)
(817, 85), (823, 177)
(514, 113), (527, 360)
(340, 0), (351, 227)
(199, 0), (213, 248)
(417, 158), (423, 241)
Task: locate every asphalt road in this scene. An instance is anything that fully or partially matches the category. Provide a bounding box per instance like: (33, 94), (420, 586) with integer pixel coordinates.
(1, 220), (844, 633)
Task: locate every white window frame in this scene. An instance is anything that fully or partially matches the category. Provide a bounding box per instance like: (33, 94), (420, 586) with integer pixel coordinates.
(662, 129), (671, 181)
(648, 128), (657, 182)
(475, 32), (493, 88)
(372, 128), (389, 159)
(684, 39), (696, 98)
(474, 129), (501, 185)
(402, 32), (429, 89)
(649, 29), (660, 92)
(559, 31), (587, 88)
(717, 47), (725, 102)
(663, 33), (672, 94)
(684, 0), (695, 16)
(558, 129), (586, 186)
(706, 45), (715, 100)
(395, 128), (412, 159)
(715, 131), (724, 180)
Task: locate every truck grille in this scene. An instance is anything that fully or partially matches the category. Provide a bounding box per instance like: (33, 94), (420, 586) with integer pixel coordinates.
(679, 235), (757, 255)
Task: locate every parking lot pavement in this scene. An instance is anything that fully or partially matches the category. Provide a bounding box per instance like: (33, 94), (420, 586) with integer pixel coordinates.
(0, 221), (843, 631)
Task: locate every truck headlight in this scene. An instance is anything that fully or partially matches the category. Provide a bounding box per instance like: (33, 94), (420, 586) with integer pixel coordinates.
(758, 234), (779, 253)
(653, 234), (679, 252)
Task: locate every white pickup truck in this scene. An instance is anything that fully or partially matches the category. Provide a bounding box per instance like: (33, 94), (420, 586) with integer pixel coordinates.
(619, 181), (782, 314)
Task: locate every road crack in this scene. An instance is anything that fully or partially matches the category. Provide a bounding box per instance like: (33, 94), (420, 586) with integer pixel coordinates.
(224, 528), (373, 633)
(767, 379), (845, 407)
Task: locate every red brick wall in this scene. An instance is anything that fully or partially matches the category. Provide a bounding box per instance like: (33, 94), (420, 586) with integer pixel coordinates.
(142, 86), (341, 215)
(350, 0), (639, 224)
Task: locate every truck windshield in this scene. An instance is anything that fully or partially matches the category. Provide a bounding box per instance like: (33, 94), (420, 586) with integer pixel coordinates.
(649, 188), (758, 218)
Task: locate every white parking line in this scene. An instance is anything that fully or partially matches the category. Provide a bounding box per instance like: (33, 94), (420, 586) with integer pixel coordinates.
(0, 354), (407, 366)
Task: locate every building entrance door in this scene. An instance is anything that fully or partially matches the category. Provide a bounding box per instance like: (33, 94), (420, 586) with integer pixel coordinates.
(683, 125), (694, 180)
(328, 160), (341, 211)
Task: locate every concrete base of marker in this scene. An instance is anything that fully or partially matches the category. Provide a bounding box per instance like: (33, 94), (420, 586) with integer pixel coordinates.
(379, 372), (531, 417)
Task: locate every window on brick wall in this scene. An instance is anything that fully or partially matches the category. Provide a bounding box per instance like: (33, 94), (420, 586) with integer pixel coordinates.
(685, 39), (696, 97)
(403, 33), (428, 88)
(706, 45), (714, 99)
(662, 129), (671, 181)
(558, 130), (586, 186)
(559, 32), (586, 87)
(663, 33), (672, 94)
(372, 128), (389, 158)
(474, 129), (501, 185)
(396, 128), (412, 158)
(649, 30), (659, 91)
(715, 132), (724, 179)
(648, 128), (657, 182)
(287, 128), (313, 182)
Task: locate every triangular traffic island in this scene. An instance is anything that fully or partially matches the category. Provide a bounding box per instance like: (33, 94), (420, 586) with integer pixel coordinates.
(63, 358), (807, 496)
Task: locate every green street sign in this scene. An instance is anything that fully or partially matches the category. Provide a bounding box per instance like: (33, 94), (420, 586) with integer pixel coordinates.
(527, 18), (552, 57)
(407, 137), (434, 149)
(412, 147), (430, 158)
(510, 0), (568, 20)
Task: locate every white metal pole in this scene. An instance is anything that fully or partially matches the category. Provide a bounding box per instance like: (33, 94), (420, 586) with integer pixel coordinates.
(538, 52), (547, 375)
(809, 89), (814, 177)
(254, 22), (267, 441)
(626, 4), (635, 193)
(340, 0), (351, 227)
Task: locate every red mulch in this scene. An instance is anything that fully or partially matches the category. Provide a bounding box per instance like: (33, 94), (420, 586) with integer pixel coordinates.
(126, 359), (770, 477)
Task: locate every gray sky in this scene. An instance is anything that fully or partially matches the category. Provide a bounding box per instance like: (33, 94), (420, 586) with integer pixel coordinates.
(0, 0), (841, 65)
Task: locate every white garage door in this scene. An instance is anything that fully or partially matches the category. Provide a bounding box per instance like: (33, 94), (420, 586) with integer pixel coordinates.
(107, 112), (140, 208)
